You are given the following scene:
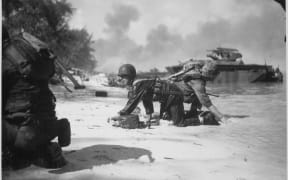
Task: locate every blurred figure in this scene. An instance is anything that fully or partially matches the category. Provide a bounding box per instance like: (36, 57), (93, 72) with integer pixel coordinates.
(2, 27), (71, 169)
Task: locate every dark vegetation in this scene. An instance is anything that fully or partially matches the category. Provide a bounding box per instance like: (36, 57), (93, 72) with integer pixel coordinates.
(3, 0), (97, 73)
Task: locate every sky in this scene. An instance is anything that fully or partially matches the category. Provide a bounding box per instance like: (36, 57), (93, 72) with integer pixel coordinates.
(67, 0), (286, 73)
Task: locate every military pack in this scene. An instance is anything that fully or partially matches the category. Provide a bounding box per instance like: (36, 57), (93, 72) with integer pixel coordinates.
(3, 32), (55, 81)
(200, 60), (219, 81)
(182, 60), (218, 81)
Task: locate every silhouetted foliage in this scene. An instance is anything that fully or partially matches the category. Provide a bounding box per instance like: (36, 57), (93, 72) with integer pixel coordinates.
(2, 0), (97, 73)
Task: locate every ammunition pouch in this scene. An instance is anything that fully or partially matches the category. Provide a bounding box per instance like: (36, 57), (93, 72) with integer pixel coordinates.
(153, 79), (183, 102)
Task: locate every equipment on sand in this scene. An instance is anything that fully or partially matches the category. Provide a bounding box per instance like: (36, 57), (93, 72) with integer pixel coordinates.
(109, 114), (144, 129)
(108, 113), (160, 129)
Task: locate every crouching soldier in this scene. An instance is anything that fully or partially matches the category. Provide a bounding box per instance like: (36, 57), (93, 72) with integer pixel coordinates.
(117, 64), (185, 127)
(169, 60), (228, 125)
(2, 28), (71, 169)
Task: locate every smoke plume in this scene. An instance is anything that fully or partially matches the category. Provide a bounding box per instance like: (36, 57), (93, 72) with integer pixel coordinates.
(94, 0), (285, 73)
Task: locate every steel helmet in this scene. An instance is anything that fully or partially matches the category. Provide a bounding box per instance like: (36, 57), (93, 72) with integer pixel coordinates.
(118, 64), (136, 80)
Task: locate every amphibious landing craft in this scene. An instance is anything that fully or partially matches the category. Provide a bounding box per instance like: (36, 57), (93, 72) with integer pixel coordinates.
(166, 47), (283, 84)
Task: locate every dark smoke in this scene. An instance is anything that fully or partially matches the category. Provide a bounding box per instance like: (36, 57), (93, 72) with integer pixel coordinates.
(94, 1), (285, 73)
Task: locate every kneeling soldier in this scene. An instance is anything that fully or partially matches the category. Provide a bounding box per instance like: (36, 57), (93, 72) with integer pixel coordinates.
(117, 64), (185, 127)
(169, 60), (228, 125)
(2, 28), (71, 169)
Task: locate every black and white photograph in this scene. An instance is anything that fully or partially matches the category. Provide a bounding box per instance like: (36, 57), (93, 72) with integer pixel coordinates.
(2, 0), (286, 179)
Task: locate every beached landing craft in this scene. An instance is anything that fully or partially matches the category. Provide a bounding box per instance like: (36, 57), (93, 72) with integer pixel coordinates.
(166, 47), (283, 84)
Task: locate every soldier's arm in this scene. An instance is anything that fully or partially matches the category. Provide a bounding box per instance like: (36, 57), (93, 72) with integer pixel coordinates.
(119, 83), (146, 115)
(188, 79), (212, 108)
(188, 79), (225, 122)
(142, 91), (154, 128)
(142, 93), (154, 115)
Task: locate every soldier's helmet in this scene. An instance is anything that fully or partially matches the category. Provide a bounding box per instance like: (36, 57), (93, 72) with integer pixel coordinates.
(118, 64), (136, 80)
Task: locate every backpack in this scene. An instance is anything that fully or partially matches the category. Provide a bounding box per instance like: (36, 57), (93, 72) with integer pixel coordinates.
(3, 32), (55, 81)
(182, 60), (218, 81)
(200, 60), (219, 81)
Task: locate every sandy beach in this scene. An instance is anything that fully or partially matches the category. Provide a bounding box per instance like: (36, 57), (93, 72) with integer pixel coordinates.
(2, 0), (286, 179)
(3, 82), (286, 180)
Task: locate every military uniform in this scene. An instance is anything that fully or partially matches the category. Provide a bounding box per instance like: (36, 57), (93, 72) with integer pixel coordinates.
(119, 79), (185, 126)
(180, 78), (212, 117)
(170, 60), (224, 124)
(2, 30), (70, 169)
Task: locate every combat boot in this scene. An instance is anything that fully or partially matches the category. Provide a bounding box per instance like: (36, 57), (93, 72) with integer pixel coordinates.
(184, 117), (201, 126)
(57, 118), (71, 147)
(33, 142), (67, 168)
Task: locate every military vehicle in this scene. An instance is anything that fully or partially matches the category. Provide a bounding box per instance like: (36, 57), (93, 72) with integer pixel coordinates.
(166, 47), (283, 84)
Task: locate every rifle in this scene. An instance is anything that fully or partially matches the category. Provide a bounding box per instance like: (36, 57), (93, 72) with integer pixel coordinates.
(54, 58), (85, 89)
(57, 77), (73, 93)
(206, 93), (219, 97)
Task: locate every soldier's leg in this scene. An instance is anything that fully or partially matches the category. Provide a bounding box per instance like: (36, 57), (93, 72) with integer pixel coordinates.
(33, 142), (67, 168)
(3, 118), (43, 157)
(2, 120), (18, 147)
(160, 102), (171, 120)
(31, 118), (70, 168)
(3, 122), (37, 169)
(36, 118), (71, 147)
(2, 120), (22, 169)
(14, 126), (37, 151)
(169, 102), (185, 126)
(159, 102), (165, 119)
(185, 103), (198, 119)
(183, 103), (201, 126)
(3, 118), (69, 169)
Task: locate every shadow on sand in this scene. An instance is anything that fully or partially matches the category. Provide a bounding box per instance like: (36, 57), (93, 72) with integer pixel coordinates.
(49, 144), (154, 174)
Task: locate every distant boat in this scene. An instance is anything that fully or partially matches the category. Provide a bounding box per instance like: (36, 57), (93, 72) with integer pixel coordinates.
(166, 47), (283, 84)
